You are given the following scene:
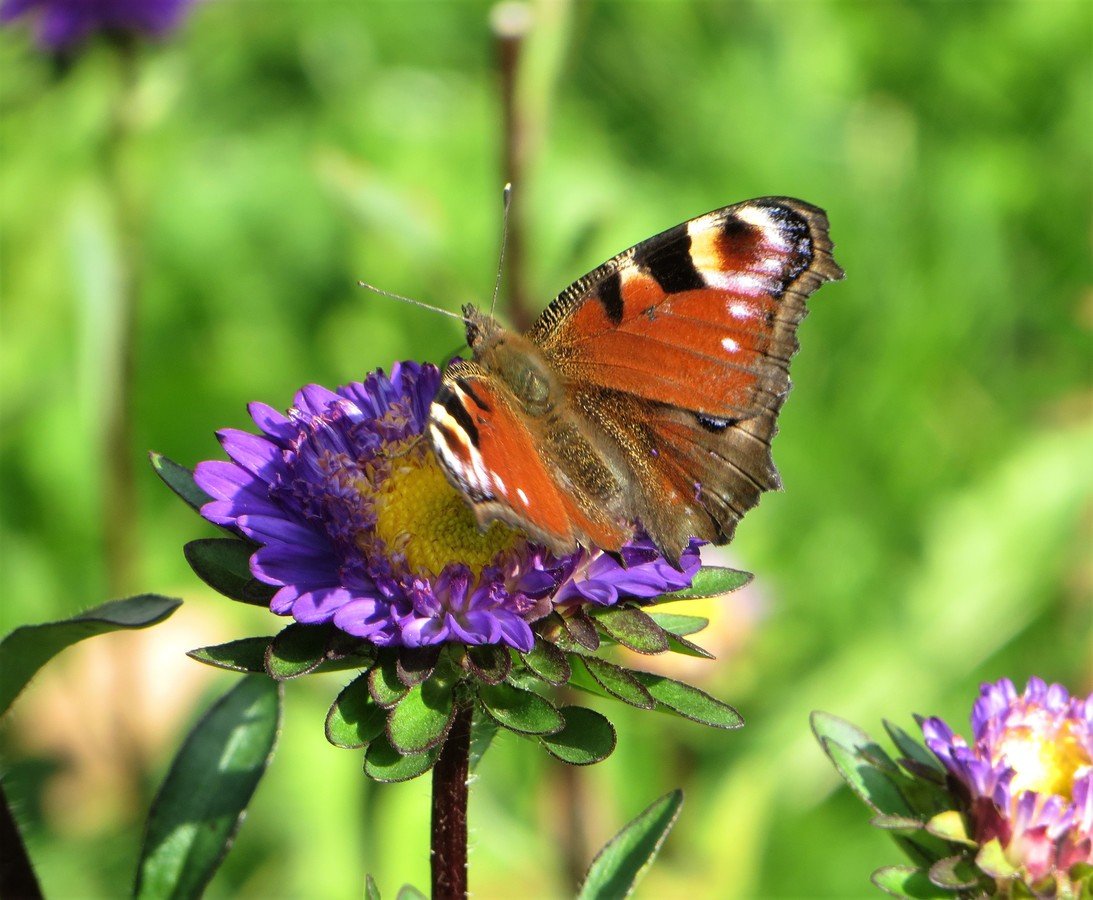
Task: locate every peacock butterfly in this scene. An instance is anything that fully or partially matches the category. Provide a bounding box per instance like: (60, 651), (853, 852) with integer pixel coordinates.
(428, 197), (843, 564)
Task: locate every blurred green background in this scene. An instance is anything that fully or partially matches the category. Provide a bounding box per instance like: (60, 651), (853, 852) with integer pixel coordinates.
(2, 1), (1091, 897)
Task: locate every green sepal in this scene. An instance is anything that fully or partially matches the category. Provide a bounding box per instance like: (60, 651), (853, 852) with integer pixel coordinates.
(479, 681), (564, 735)
(577, 789), (683, 900)
(520, 638), (571, 686)
(465, 644), (511, 685)
(591, 606), (669, 654)
(925, 810), (975, 847)
(469, 706), (501, 772)
(563, 610), (601, 651)
(975, 838), (1018, 878)
(0, 594), (181, 717)
(364, 734), (439, 783)
(133, 676), (281, 899)
(871, 866), (951, 899)
(577, 656), (655, 710)
(539, 706), (616, 766)
(264, 623), (334, 680)
(871, 814), (927, 834)
(648, 613), (709, 636)
(633, 672), (743, 729)
(884, 719), (946, 777)
(652, 567), (751, 601)
(188, 637), (271, 674)
(369, 653), (409, 707)
(365, 874), (380, 900)
(663, 632), (714, 659)
(395, 646), (440, 687)
(326, 673), (387, 749)
(184, 538), (273, 606)
(149, 451), (212, 512)
(927, 856), (981, 890)
(812, 712), (914, 817)
(386, 679), (456, 754)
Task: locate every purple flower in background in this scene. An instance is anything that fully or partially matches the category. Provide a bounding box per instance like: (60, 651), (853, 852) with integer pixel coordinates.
(1, 0), (194, 50)
(195, 363), (699, 654)
(922, 677), (1093, 883)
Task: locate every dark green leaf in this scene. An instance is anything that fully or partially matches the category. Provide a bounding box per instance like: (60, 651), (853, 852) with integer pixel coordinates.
(369, 654), (409, 707)
(663, 632), (714, 659)
(652, 567), (751, 601)
(871, 866), (951, 899)
(134, 676), (281, 899)
(648, 613), (709, 636)
(326, 673), (387, 749)
(592, 606), (669, 654)
(811, 711), (901, 774)
(818, 736), (914, 818)
(578, 790), (683, 900)
(0, 594), (181, 717)
(465, 644), (511, 685)
(395, 646), (440, 686)
(479, 682), (564, 735)
(149, 452), (212, 512)
(365, 874), (380, 900)
(540, 706), (616, 765)
(563, 610), (600, 651)
(184, 539), (273, 606)
(386, 679), (455, 754)
(364, 734), (439, 783)
(264, 624), (332, 681)
(578, 656), (655, 709)
(187, 638), (271, 674)
(521, 638), (572, 685)
(469, 706), (501, 772)
(632, 672), (743, 729)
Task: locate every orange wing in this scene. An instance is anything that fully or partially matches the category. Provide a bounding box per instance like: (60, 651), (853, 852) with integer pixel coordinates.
(428, 361), (629, 555)
(531, 197), (843, 422)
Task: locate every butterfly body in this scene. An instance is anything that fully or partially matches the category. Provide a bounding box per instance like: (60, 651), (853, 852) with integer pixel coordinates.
(428, 197), (843, 563)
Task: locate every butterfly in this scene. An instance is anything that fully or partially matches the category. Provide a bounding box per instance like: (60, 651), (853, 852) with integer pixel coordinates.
(428, 197), (843, 564)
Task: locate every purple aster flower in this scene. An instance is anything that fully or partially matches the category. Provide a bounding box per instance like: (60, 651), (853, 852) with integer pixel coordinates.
(922, 677), (1093, 883)
(194, 362), (700, 655)
(1, 0), (194, 50)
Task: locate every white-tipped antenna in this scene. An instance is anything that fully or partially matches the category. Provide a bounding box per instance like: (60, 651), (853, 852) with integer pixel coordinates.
(356, 281), (469, 323)
(489, 182), (514, 317)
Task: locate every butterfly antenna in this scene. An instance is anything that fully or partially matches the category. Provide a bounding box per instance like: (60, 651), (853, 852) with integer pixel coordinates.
(356, 281), (469, 324)
(489, 182), (513, 318)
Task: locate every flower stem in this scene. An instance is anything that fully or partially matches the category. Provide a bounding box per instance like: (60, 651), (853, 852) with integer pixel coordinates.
(0, 780), (43, 900)
(430, 702), (473, 900)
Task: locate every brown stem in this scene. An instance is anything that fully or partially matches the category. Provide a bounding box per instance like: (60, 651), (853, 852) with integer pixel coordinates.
(492, 2), (533, 331)
(430, 703), (473, 900)
(0, 781), (43, 900)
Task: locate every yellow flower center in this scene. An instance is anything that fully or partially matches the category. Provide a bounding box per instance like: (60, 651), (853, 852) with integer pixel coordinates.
(371, 450), (522, 577)
(997, 714), (1091, 801)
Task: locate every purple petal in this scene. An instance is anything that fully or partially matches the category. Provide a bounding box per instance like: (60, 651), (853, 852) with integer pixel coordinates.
(251, 544), (337, 587)
(248, 401), (297, 444)
(292, 587), (355, 624)
(217, 429), (283, 481)
(236, 514), (327, 551)
(271, 584), (302, 614)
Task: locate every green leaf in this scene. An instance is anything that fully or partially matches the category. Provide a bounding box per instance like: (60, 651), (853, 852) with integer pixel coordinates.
(818, 736), (914, 818)
(395, 647), (440, 686)
(577, 790), (683, 900)
(0, 594), (181, 717)
(592, 606), (669, 654)
(364, 734), (439, 783)
(479, 682), (564, 735)
(469, 706), (501, 772)
(149, 452), (212, 512)
(578, 656), (655, 709)
(871, 866), (951, 899)
(540, 706), (616, 765)
(812, 711), (902, 774)
(927, 856), (981, 890)
(925, 810), (975, 846)
(563, 610), (601, 650)
(648, 613), (709, 636)
(871, 814), (927, 833)
(663, 632), (715, 660)
(365, 874), (380, 900)
(326, 673), (387, 749)
(264, 624), (332, 681)
(369, 654), (409, 707)
(632, 672), (743, 729)
(465, 644), (511, 684)
(386, 679), (455, 754)
(395, 887), (427, 900)
(653, 567), (751, 601)
(187, 638), (271, 674)
(134, 676), (281, 899)
(184, 539), (273, 606)
(520, 638), (571, 685)
(884, 719), (945, 775)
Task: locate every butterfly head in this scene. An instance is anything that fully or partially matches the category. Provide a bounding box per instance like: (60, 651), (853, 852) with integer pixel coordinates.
(460, 303), (502, 351)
